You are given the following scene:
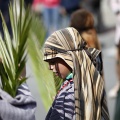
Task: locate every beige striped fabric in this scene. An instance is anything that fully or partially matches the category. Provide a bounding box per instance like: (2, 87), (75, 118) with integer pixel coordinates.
(43, 27), (109, 120)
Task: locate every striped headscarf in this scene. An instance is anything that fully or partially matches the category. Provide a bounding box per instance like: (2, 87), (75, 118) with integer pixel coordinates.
(43, 27), (109, 120)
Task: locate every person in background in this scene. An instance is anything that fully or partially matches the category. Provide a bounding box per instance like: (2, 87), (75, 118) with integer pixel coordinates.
(43, 27), (110, 120)
(82, 0), (108, 33)
(32, 0), (60, 38)
(41, 0), (60, 38)
(60, 0), (81, 29)
(108, 0), (120, 98)
(0, 83), (37, 120)
(0, 67), (37, 120)
(70, 9), (101, 50)
(32, 0), (43, 15)
(108, 1), (120, 119)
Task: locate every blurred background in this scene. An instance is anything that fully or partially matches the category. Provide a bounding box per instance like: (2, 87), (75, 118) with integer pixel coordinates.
(1, 0), (119, 120)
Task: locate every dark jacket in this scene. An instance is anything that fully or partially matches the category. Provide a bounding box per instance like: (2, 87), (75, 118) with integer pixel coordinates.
(60, 0), (81, 14)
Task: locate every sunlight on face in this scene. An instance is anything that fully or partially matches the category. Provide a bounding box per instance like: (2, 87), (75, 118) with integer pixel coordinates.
(48, 58), (72, 79)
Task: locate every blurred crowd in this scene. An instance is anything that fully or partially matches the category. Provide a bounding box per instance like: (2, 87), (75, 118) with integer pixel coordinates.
(32, 0), (109, 37)
(0, 0), (120, 120)
(0, 0), (111, 38)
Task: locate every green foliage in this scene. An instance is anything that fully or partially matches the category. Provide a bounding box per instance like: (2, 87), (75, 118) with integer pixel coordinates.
(0, 0), (63, 110)
(0, 0), (31, 97)
(53, 73), (63, 93)
(27, 14), (55, 110)
(30, 15), (45, 47)
(27, 13), (64, 110)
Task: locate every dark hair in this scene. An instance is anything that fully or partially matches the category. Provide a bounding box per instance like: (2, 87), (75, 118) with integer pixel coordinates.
(70, 9), (94, 33)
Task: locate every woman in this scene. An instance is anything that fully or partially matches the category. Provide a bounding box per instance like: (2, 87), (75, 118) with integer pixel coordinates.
(43, 27), (109, 120)
(70, 9), (101, 50)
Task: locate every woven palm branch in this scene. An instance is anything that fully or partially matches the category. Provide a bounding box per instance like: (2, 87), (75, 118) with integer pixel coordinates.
(0, 0), (31, 97)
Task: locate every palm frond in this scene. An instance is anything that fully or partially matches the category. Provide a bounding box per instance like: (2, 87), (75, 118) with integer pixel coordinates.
(27, 13), (57, 110)
(27, 12), (64, 110)
(0, 0), (32, 97)
(53, 74), (63, 93)
(30, 15), (45, 47)
(0, 0), (63, 110)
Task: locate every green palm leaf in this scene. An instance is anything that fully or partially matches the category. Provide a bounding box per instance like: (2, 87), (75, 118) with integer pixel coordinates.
(53, 74), (63, 93)
(0, 0), (63, 110)
(27, 17), (55, 110)
(0, 0), (31, 97)
(27, 13), (64, 110)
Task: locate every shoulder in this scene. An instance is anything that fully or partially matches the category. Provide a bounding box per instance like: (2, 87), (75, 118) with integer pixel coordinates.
(57, 81), (74, 102)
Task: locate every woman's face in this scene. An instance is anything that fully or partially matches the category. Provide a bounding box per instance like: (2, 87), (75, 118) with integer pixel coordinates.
(48, 58), (72, 79)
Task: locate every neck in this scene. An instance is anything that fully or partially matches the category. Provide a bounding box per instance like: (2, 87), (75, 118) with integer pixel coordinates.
(66, 73), (73, 80)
